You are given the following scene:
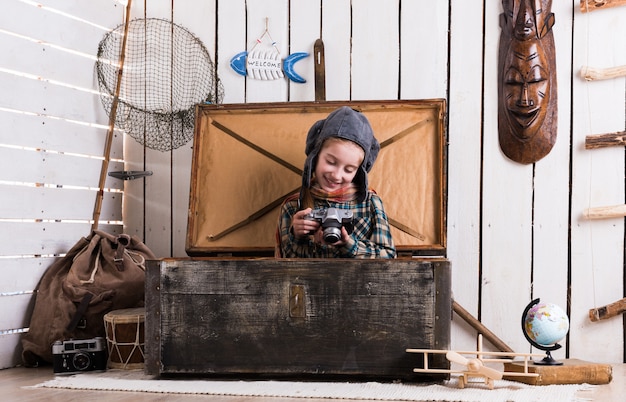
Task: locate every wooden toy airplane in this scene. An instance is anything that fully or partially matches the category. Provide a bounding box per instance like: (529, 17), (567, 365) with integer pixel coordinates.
(406, 335), (545, 389)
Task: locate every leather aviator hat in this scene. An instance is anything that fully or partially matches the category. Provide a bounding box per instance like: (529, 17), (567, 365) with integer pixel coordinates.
(300, 106), (380, 204)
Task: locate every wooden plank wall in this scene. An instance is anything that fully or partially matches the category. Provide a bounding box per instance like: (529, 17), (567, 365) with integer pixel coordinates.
(0, 0), (624, 369)
(0, 0), (124, 368)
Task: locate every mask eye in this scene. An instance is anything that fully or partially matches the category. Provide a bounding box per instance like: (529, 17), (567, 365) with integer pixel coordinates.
(505, 69), (524, 86)
(527, 66), (548, 84)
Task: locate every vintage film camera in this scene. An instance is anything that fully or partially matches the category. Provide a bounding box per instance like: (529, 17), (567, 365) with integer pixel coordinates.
(52, 337), (107, 374)
(305, 207), (354, 243)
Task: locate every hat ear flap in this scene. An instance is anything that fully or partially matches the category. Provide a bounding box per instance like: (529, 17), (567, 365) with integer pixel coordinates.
(305, 119), (325, 156)
(363, 137), (380, 172)
(301, 158), (312, 189)
(353, 167), (368, 203)
(301, 119), (325, 207)
(299, 155), (315, 207)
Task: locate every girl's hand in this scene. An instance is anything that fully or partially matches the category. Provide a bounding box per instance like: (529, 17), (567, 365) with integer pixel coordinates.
(292, 208), (320, 238)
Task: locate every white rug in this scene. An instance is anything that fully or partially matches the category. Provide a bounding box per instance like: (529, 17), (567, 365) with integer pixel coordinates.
(28, 370), (594, 402)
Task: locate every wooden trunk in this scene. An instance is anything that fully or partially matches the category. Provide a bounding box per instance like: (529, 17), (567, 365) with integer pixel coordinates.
(185, 100), (447, 257)
(145, 100), (450, 380)
(145, 258), (451, 380)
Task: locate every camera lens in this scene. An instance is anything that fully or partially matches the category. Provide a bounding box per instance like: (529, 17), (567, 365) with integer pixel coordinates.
(323, 227), (341, 243)
(72, 352), (92, 371)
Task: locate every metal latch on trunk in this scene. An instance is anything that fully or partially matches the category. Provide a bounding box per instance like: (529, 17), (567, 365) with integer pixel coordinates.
(289, 284), (306, 318)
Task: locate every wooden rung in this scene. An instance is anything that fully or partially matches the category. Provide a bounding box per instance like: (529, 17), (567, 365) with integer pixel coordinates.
(589, 297), (626, 321)
(584, 204), (626, 219)
(585, 131), (626, 149)
(580, 0), (626, 13)
(580, 64), (626, 81)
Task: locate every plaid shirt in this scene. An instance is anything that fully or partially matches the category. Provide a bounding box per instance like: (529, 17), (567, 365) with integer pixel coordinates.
(277, 191), (396, 258)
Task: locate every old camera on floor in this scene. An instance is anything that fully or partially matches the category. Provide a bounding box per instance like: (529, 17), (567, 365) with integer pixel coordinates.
(52, 337), (107, 374)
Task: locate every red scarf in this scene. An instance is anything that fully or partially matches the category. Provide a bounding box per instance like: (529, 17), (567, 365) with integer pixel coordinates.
(309, 182), (358, 203)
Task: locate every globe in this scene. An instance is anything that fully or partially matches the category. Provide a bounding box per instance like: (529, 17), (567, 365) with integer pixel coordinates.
(524, 302), (569, 347)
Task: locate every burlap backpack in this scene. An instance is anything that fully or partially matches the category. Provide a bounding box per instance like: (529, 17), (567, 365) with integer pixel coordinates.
(21, 229), (155, 366)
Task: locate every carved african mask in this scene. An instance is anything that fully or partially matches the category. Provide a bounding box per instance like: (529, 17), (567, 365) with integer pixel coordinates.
(503, 40), (550, 141)
(498, 0), (557, 164)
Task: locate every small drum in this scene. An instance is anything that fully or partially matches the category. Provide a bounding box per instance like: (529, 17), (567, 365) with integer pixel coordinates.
(103, 307), (145, 369)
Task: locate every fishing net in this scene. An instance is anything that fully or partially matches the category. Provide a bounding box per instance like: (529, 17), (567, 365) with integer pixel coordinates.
(96, 18), (224, 152)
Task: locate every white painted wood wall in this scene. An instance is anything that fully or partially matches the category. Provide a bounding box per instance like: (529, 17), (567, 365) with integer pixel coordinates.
(1, 0), (624, 369)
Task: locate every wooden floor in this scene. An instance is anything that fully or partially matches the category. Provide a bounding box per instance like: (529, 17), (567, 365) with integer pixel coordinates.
(3, 364), (625, 401)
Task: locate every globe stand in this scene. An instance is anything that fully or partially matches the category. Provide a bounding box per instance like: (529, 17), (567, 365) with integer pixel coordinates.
(535, 349), (563, 366)
(521, 298), (565, 366)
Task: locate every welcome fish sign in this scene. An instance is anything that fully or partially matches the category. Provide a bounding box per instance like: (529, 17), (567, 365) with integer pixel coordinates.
(230, 18), (309, 83)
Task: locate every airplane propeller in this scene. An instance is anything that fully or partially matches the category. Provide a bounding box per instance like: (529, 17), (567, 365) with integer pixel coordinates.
(445, 351), (503, 380)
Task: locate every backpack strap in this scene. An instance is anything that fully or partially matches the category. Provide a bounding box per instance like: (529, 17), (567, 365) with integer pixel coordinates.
(66, 293), (93, 332)
(114, 234), (131, 271)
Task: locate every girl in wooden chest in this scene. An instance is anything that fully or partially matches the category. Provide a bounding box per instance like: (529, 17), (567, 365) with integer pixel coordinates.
(277, 106), (396, 259)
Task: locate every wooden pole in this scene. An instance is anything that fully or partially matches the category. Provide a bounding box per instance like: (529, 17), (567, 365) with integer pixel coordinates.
(313, 39), (325, 102)
(452, 300), (515, 354)
(92, 0), (133, 231)
(580, 0), (626, 13)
